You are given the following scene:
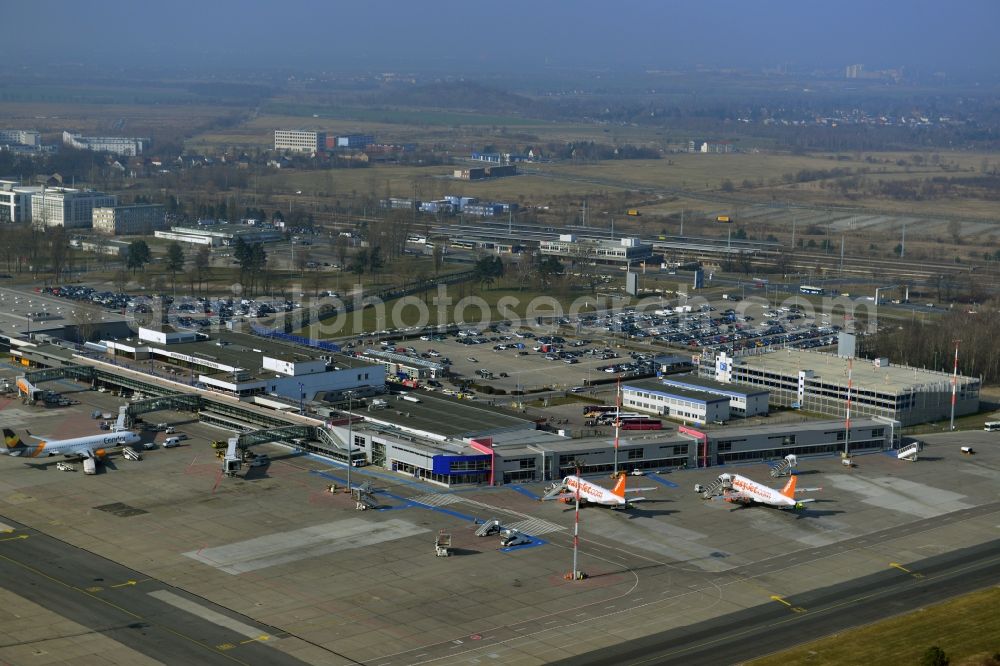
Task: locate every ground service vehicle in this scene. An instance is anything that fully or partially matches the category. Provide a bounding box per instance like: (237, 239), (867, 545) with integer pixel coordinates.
(83, 458), (96, 475)
(984, 421), (1000, 432)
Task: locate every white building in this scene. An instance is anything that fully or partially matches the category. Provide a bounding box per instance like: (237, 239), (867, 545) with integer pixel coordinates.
(101, 329), (385, 401)
(0, 180), (43, 223)
(63, 131), (149, 156)
(622, 379), (730, 426)
(0, 130), (40, 147)
(92, 204), (166, 235)
(659, 375), (769, 417)
(274, 130), (324, 153)
(154, 224), (283, 247)
(31, 187), (117, 229)
(539, 236), (653, 265)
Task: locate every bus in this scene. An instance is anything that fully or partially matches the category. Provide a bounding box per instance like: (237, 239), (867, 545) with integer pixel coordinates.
(583, 405), (618, 416)
(800, 285), (825, 296)
(984, 421), (1000, 432)
(597, 411), (642, 424)
(619, 418), (663, 431)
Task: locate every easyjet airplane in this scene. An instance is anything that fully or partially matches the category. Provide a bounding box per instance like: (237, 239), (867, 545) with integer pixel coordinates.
(542, 473), (654, 508)
(712, 472), (815, 509)
(2, 407), (139, 461)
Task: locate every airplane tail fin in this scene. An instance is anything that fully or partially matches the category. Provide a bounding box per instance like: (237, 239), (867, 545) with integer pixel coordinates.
(2, 428), (25, 455)
(612, 473), (627, 498)
(780, 474), (797, 499)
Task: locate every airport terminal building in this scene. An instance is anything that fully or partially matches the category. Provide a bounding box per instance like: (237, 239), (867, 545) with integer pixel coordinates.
(698, 349), (979, 426)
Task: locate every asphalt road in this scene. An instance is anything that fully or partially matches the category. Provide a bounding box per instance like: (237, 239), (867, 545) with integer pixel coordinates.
(551, 538), (1000, 666)
(0, 515), (336, 665)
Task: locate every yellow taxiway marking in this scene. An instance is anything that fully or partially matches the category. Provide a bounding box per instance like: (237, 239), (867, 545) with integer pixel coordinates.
(770, 595), (806, 613)
(85, 586), (104, 593)
(240, 635), (271, 645)
(890, 562), (925, 579)
(0, 534), (29, 542)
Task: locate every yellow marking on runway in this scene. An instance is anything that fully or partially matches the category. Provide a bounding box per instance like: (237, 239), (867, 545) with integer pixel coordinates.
(771, 595), (806, 613)
(240, 635), (271, 644)
(85, 586), (104, 593)
(890, 562), (924, 578)
(0, 534), (29, 542)
(111, 579), (138, 588)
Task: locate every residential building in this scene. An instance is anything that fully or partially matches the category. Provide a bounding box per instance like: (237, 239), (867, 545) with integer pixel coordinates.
(0, 130), (40, 147)
(30, 188), (117, 229)
(62, 131), (149, 156)
(274, 130), (324, 154)
(697, 349), (980, 426)
(92, 204), (166, 235)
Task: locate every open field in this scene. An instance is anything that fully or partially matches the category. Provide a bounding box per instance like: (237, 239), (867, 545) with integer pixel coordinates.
(748, 586), (1000, 666)
(0, 101), (240, 139)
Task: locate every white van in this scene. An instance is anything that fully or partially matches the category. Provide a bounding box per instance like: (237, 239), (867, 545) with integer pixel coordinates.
(163, 437), (181, 448)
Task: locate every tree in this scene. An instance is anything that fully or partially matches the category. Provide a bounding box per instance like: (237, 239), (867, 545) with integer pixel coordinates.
(348, 249), (368, 280)
(193, 246), (210, 294)
(126, 240), (150, 274)
(473, 255), (504, 290)
(334, 234), (349, 268)
(432, 244), (444, 275)
(537, 256), (564, 286)
(920, 646), (949, 666)
(165, 242), (185, 295)
(48, 226), (69, 281)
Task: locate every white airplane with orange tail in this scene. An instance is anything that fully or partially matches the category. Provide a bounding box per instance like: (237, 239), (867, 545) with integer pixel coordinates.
(2, 407), (139, 462)
(542, 473), (654, 508)
(712, 472), (815, 509)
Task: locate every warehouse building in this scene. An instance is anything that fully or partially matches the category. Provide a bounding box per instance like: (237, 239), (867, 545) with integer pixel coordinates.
(154, 224), (283, 246)
(698, 349), (979, 426)
(659, 375), (769, 417)
(622, 378), (730, 425)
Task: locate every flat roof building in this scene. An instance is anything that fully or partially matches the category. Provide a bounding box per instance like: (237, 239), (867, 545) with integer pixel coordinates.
(698, 349), (980, 426)
(101, 329), (384, 401)
(93, 204), (166, 235)
(154, 225), (283, 247)
(659, 374), (769, 417)
(622, 378), (730, 426)
(31, 187), (117, 229)
(0, 180), (42, 223)
(63, 131), (149, 156)
(540, 236), (653, 265)
(274, 130), (324, 154)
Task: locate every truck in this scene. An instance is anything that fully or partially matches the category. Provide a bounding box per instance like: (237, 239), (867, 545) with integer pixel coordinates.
(435, 530), (452, 557)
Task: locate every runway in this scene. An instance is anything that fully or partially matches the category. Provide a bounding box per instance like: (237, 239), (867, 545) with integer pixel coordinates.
(552, 538), (1000, 666)
(0, 515), (329, 665)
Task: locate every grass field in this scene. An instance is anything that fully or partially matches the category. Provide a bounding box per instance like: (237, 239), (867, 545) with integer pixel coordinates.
(748, 586), (1000, 666)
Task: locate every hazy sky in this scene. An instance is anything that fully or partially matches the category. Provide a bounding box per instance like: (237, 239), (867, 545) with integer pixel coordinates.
(10, 0), (1000, 76)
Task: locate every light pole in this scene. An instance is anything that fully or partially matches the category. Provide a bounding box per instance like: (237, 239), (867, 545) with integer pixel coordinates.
(298, 382), (304, 414)
(949, 340), (961, 431)
(345, 390), (355, 492)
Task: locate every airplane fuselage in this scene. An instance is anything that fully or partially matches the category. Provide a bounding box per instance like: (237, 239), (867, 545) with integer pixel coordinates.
(12, 431), (140, 458)
(724, 473), (797, 508)
(563, 475), (626, 507)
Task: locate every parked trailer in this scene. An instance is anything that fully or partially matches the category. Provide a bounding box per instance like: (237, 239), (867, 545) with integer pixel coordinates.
(83, 457), (96, 475)
(435, 530), (452, 557)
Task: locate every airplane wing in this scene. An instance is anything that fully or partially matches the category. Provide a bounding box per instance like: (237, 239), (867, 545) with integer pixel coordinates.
(795, 498), (816, 504)
(625, 496), (647, 505)
(624, 486), (656, 493)
(23, 430), (48, 441)
(796, 487), (822, 493)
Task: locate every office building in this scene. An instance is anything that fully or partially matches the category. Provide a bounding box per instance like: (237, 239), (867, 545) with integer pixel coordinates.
(0, 180), (43, 223)
(154, 224), (283, 247)
(31, 188), (117, 229)
(0, 130), (40, 147)
(274, 130), (324, 153)
(92, 204), (166, 235)
(659, 375), (769, 417)
(333, 134), (374, 149)
(622, 378), (730, 425)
